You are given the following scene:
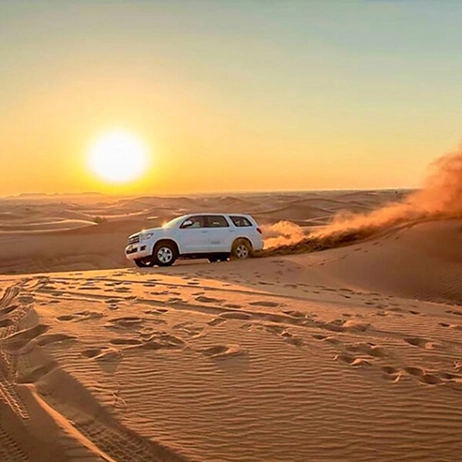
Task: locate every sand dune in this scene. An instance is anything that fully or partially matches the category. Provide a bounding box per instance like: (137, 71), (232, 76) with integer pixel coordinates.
(0, 190), (405, 275)
(1, 254), (462, 461)
(1, 190), (462, 461)
(296, 219), (462, 305)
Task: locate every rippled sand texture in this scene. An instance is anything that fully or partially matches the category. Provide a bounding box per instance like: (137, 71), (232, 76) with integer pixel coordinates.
(1, 216), (462, 462)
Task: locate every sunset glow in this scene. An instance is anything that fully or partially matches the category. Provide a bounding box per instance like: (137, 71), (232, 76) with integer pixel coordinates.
(88, 131), (149, 184)
(1, 1), (462, 196)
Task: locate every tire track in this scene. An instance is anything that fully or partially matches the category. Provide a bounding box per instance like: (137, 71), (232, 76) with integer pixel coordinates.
(0, 281), (31, 420)
(0, 279), (193, 461)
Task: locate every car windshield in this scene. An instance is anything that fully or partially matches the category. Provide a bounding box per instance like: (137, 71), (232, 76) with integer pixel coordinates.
(162, 216), (185, 229)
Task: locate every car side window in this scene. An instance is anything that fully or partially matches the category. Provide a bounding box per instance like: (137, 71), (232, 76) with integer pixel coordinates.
(230, 216), (252, 227)
(180, 216), (205, 229)
(205, 215), (229, 228)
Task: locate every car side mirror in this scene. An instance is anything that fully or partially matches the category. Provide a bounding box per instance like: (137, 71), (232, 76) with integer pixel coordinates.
(181, 220), (193, 229)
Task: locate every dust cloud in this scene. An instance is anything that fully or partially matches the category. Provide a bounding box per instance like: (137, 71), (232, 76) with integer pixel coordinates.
(262, 146), (462, 253)
(262, 221), (307, 248)
(315, 147), (462, 238)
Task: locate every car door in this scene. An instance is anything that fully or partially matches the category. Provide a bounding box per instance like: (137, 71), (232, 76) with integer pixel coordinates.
(205, 215), (234, 252)
(178, 215), (210, 254)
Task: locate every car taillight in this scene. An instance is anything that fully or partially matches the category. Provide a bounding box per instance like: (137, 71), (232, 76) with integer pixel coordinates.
(257, 227), (262, 234)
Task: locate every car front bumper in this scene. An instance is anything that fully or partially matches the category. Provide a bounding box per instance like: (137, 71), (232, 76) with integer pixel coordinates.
(125, 243), (151, 261)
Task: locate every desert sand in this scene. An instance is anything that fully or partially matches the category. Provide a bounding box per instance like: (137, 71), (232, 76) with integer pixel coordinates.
(0, 190), (408, 274)
(1, 190), (462, 461)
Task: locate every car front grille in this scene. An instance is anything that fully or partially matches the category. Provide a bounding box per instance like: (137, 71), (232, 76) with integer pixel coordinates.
(128, 234), (140, 245)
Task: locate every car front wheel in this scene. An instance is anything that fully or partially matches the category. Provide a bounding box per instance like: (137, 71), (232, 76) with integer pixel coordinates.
(153, 242), (177, 267)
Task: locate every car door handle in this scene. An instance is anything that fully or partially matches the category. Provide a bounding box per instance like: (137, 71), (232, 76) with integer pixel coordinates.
(201, 230), (208, 233)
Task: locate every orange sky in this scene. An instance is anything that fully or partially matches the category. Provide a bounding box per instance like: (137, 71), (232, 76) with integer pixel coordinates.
(2, 1), (462, 195)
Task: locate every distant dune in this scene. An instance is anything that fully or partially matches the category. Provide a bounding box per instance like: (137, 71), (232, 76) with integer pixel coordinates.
(0, 190), (407, 274)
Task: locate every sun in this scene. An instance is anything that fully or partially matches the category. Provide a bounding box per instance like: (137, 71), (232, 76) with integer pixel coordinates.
(88, 130), (149, 183)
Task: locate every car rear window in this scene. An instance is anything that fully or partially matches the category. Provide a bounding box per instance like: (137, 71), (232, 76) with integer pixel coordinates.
(230, 216), (252, 227)
(206, 215), (229, 228)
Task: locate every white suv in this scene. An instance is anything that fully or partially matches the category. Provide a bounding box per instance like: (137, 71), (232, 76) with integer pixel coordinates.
(125, 213), (264, 267)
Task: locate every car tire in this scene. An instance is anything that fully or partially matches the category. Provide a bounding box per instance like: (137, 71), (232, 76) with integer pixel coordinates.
(231, 239), (252, 260)
(153, 242), (177, 267)
(134, 258), (155, 268)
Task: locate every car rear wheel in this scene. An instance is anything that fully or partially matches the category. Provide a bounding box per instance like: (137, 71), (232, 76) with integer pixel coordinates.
(134, 258), (155, 268)
(231, 239), (252, 260)
(153, 242), (177, 267)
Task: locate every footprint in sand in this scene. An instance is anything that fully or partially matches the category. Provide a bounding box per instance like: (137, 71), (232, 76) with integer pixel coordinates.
(249, 300), (279, 308)
(81, 347), (104, 358)
(320, 319), (370, 334)
(208, 317), (227, 327)
(312, 334), (328, 341)
(404, 367), (441, 385)
(106, 317), (144, 329)
(282, 310), (307, 319)
(36, 333), (77, 346)
(144, 308), (168, 315)
(202, 344), (245, 359)
(0, 318), (14, 328)
(114, 287), (131, 293)
(132, 333), (185, 350)
(195, 296), (223, 304)
(220, 312), (252, 320)
(261, 324), (303, 347)
(319, 320), (344, 333)
(381, 366), (401, 383)
(404, 337), (439, 350)
(261, 324), (284, 335)
(57, 311), (104, 322)
(342, 320), (370, 332)
(324, 336), (342, 345)
(81, 346), (123, 362)
(224, 303), (242, 309)
(0, 304), (19, 316)
(173, 322), (204, 338)
(446, 309), (462, 317)
(346, 342), (387, 358)
(280, 330), (304, 347)
(18, 295), (34, 304)
(57, 315), (75, 321)
(110, 338), (143, 346)
(334, 353), (372, 368)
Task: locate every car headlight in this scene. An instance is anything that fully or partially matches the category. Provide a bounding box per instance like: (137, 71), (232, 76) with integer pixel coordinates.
(140, 232), (154, 240)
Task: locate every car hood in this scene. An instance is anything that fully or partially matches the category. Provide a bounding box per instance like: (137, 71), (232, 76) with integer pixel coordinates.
(128, 227), (162, 239)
